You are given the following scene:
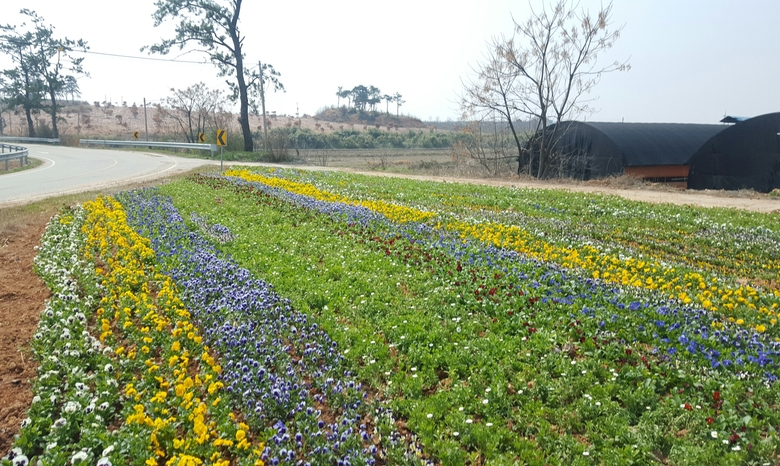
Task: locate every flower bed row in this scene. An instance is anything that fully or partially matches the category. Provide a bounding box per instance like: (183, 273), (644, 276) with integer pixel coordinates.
(225, 168), (780, 335)
(114, 189), (418, 466)
(278, 168), (780, 284)
(153, 173), (780, 464)
(4, 199), (265, 466)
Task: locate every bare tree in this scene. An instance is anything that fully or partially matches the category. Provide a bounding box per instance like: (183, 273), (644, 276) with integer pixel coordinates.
(454, 114), (519, 176)
(460, 47), (528, 177)
(461, 1), (628, 178)
(165, 82), (228, 143)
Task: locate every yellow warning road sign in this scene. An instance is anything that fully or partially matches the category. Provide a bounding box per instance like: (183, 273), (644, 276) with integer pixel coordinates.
(216, 129), (227, 146)
(133, 131), (139, 139)
(198, 132), (206, 143)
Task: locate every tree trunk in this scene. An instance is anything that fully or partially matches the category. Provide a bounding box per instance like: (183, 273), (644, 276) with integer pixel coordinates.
(230, 1), (253, 152)
(259, 61), (268, 152)
(22, 64), (36, 138)
(48, 88), (59, 138)
(24, 106), (35, 138)
(236, 66), (252, 152)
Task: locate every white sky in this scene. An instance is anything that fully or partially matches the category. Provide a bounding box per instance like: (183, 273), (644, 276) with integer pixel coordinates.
(1, 0), (778, 124)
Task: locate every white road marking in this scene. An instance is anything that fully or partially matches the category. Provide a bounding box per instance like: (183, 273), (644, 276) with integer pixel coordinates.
(0, 156), (56, 179)
(131, 153), (179, 179)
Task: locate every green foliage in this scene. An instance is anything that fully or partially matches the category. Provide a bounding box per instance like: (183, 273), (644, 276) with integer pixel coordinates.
(158, 171), (780, 464)
(0, 9), (88, 138)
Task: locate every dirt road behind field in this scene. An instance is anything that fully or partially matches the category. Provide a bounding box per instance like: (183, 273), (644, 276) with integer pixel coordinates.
(260, 163), (780, 214)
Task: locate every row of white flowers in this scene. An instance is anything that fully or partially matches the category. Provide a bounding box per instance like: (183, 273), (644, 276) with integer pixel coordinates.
(2, 208), (119, 466)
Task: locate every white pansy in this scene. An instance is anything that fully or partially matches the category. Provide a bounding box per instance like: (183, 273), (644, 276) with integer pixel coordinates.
(64, 401), (80, 413)
(70, 451), (88, 463)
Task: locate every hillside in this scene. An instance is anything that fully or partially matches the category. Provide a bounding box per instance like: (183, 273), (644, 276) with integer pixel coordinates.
(314, 107), (428, 129)
(1, 101), (440, 142)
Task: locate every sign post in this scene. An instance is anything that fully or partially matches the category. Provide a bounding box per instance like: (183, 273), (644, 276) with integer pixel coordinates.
(216, 129), (226, 172)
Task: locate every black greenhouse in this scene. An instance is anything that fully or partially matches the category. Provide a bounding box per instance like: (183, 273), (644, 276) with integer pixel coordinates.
(524, 113), (780, 192)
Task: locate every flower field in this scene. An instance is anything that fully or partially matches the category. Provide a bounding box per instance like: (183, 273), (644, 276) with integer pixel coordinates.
(5, 167), (780, 465)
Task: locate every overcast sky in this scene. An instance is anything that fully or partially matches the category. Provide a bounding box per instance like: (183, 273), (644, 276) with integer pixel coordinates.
(1, 0), (778, 124)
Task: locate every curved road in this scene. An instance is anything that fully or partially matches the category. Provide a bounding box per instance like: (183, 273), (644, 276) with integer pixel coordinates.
(0, 144), (222, 207)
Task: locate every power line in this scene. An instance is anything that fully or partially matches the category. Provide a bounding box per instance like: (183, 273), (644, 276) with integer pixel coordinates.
(74, 49), (210, 64)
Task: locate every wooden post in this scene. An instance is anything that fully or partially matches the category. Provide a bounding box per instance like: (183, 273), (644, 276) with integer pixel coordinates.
(259, 61), (268, 152)
(143, 98), (149, 141)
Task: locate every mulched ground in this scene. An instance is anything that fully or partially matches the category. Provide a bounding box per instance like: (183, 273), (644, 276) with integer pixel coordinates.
(0, 216), (49, 453)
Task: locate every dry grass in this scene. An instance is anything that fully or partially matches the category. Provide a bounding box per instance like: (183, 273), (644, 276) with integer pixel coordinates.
(2, 104), (438, 142)
(0, 158), (43, 174)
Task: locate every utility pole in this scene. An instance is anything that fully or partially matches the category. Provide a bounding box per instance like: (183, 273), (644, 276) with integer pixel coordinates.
(143, 97), (149, 141)
(259, 61), (268, 152)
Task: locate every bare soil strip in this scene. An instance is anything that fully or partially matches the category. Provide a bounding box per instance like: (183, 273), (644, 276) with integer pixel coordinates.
(0, 216), (49, 453)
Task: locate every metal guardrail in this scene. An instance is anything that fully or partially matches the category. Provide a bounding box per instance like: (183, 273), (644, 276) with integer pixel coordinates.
(1, 143), (29, 170)
(0, 136), (60, 144)
(79, 139), (216, 157)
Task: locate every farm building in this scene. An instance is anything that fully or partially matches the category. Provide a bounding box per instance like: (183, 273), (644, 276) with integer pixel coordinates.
(688, 113), (780, 192)
(525, 112), (780, 191)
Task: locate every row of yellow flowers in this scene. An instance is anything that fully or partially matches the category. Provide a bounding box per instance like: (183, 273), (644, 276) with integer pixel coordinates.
(434, 194), (780, 282)
(443, 218), (780, 333)
(226, 168), (436, 224)
(82, 196), (265, 466)
(229, 169), (780, 335)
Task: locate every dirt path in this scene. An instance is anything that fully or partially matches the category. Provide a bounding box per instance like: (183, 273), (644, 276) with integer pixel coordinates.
(0, 216), (49, 453)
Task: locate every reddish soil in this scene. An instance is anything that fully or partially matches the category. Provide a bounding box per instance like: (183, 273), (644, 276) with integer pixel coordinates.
(0, 217), (49, 453)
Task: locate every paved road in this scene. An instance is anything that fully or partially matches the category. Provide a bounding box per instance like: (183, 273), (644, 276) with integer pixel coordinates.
(0, 144), (221, 207)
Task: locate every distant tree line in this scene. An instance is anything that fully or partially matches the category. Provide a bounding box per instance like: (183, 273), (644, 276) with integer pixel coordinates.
(0, 9), (88, 138)
(336, 85), (405, 117)
(261, 126), (459, 152)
